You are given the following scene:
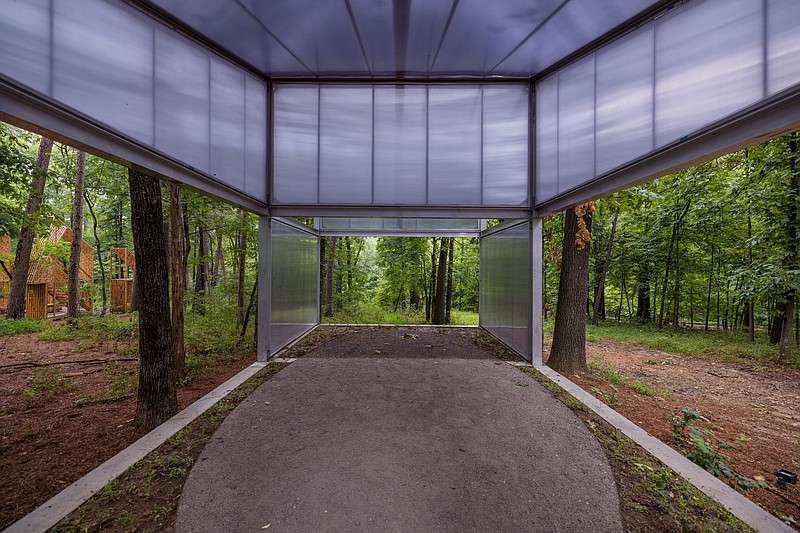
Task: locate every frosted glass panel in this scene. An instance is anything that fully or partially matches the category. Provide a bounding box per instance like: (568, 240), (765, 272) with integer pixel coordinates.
(245, 76), (268, 202)
(319, 87), (373, 204)
(374, 86), (427, 204)
(272, 83), (530, 207)
(557, 57), (595, 193)
(270, 220), (319, 353)
(0, 0), (50, 95)
(53, 0), (154, 145)
(655, 0), (762, 147)
(154, 29), (210, 173)
(595, 28), (654, 175)
(428, 87), (482, 205)
(272, 86), (319, 203)
(767, 0), (800, 94)
(482, 85), (529, 206)
(317, 217), (480, 235)
(210, 59), (245, 191)
(535, 77), (559, 204)
(481, 222), (530, 358)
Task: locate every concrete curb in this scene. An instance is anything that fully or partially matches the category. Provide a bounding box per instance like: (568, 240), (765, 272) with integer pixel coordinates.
(4, 361), (269, 533)
(532, 364), (794, 533)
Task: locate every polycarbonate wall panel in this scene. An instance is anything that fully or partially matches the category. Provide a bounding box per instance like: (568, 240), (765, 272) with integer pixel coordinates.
(272, 84), (530, 207)
(318, 217), (480, 235)
(480, 222), (530, 357)
(535, 0), (800, 206)
(0, 0), (268, 203)
(270, 220), (319, 354)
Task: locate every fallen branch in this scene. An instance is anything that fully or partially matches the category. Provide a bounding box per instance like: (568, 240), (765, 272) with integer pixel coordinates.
(0, 357), (138, 371)
(765, 486), (800, 510)
(75, 393), (135, 406)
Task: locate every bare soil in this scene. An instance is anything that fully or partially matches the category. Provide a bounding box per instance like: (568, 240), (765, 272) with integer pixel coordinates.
(0, 331), (255, 530)
(558, 338), (800, 526)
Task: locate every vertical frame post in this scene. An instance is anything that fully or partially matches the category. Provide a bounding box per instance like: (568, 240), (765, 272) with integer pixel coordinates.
(529, 217), (543, 366)
(257, 215), (272, 361)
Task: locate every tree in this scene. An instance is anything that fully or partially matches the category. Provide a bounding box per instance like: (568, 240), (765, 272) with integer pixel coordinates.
(67, 150), (85, 318)
(128, 168), (177, 429)
(325, 236), (337, 317)
(169, 183), (186, 383)
(6, 136), (53, 319)
(432, 238), (449, 325)
(548, 203), (594, 374)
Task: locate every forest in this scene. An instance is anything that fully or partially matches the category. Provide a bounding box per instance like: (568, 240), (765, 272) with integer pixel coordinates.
(1, 122), (798, 366)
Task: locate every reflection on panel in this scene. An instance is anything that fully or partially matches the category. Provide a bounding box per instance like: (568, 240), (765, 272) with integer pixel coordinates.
(317, 217), (481, 235)
(480, 222), (530, 358)
(270, 220), (319, 354)
(535, 0), (800, 206)
(0, 0), (269, 203)
(272, 84), (530, 207)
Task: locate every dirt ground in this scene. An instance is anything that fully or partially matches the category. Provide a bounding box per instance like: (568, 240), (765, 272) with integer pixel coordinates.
(0, 332), (255, 530)
(563, 339), (800, 525)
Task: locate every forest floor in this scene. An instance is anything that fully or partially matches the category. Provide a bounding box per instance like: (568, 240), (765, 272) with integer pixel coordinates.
(0, 325), (256, 530)
(1, 321), (798, 530)
(555, 336), (800, 527)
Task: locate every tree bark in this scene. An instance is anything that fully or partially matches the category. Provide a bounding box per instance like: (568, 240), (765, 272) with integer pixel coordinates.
(128, 168), (177, 430)
(84, 191), (107, 314)
(236, 209), (247, 327)
(325, 236), (337, 317)
(591, 206), (618, 326)
(67, 150), (86, 318)
(779, 134), (798, 361)
(7, 137), (54, 319)
(636, 267), (651, 323)
(446, 237), (454, 324)
(548, 205), (593, 374)
(169, 183), (185, 383)
(705, 245), (714, 331)
(432, 238), (448, 325)
(194, 222), (208, 314)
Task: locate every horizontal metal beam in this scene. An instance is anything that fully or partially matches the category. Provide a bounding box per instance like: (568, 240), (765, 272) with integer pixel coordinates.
(271, 205), (532, 219)
(480, 218), (529, 238)
(270, 76), (533, 84)
(0, 77), (268, 214)
(534, 84), (800, 216)
(318, 229), (481, 238)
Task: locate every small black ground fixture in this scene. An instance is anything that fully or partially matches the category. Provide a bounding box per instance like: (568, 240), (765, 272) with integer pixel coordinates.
(776, 469), (797, 490)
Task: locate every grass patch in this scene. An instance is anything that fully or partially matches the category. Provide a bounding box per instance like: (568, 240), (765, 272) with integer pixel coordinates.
(0, 317), (44, 336)
(518, 366), (754, 532)
(588, 360), (671, 398)
(585, 321), (798, 369)
(322, 302), (479, 326)
(37, 315), (137, 344)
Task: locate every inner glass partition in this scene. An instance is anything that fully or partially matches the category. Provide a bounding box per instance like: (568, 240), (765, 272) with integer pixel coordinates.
(270, 219), (319, 354)
(272, 83), (530, 207)
(480, 221), (531, 359)
(535, 0), (800, 206)
(318, 218), (481, 236)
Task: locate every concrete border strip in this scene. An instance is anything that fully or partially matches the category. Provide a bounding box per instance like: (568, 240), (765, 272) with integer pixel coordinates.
(533, 364), (793, 533)
(5, 361), (270, 533)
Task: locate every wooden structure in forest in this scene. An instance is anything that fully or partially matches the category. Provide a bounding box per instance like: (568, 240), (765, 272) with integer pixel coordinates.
(0, 226), (94, 318)
(110, 247), (135, 313)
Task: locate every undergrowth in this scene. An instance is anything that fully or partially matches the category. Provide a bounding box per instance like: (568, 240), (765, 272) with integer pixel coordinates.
(322, 301), (478, 326)
(0, 317), (44, 336)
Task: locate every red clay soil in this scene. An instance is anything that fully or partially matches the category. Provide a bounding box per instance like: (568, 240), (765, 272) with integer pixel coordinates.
(555, 339), (800, 526)
(0, 332), (254, 530)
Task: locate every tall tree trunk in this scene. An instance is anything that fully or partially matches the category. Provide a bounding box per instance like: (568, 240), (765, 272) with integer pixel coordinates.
(84, 191), (107, 314)
(672, 238), (681, 331)
(548, 204), (593, 374)
(7, 137), (54, 319)
(194, 223), (208, 314)
(428, 239), (439, 322)
(591, 206), (618, 326)
(241, 273), (258, 338)
(129, 266), (140, 312)
(67, 151), (86, 318)
(446, 237), (454, 324)
(747, 211), (755, 341)
(128, 168), (177, 430)
(325, 236), (337, 317)
(236, 209), (247, 327)
(636, 267), (651, 323)
(705, 246), (714, 331)
(658, 201), (692, 328)
(432, 238), (448, 325)
(779, 134), (799, 361)
(169, 183), (185, 383)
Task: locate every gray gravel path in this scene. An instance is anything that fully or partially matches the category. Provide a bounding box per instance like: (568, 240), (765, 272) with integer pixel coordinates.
(176, 329), (623, 533)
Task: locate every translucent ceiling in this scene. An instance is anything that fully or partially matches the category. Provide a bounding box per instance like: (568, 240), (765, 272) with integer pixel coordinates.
(141, 0), (665, 78)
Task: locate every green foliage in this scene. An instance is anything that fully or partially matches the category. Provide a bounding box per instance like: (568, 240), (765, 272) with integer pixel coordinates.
(37, 315), (137, 343)
(588, 359), (671, 397)
(671, 407), (767, 492)
(0, 317), (44, 336)
(23, 366), (63, 399)
(591, 384), (622, 409)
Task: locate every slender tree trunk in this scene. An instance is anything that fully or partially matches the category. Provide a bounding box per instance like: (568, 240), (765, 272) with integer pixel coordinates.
(213, 230), (223, 288)
(194, 223), (208, 314)
(748, 210), (755, 341)
(7, 137), (53, 319)
(169, 183), (185, 383)
(432, 238), (448, 325)
(636, 267), (651, 322)
(672, 238), (681, 331)
(779, 134), (798, 361)
(67, 151), (86, 318)
(128, 168), (177, 430)
(84, 191), (106, 314)
(548, 205), (593, 374)
(325, 236), (337, 317)
(236, 209), (247, 327)
(446, 238), (454, 324)
(427, 239), (438, 322)
(592, 207), (618, 326)
(241, 273), (257, 338)
(705, 246), (714, 331)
